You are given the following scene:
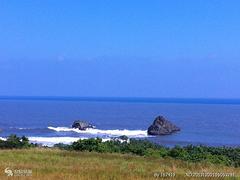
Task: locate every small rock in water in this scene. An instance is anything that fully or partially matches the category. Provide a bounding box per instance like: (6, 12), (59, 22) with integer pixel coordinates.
(147, 116), (180, 135)
(72, 120), (95, 130)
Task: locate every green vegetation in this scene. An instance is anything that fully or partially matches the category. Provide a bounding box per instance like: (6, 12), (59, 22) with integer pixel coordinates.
(54, 138), (240, 168)
(0, 148), (239, 180)
(0, 134), (36, 149)
(1, 134), (240, 169)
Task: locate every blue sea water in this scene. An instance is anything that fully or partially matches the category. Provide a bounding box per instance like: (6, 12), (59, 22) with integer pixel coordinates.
(0, 97), (240, 147)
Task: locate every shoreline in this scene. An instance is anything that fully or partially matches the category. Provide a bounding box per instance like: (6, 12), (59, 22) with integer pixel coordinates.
(1, 135), (240, 148)
(0, 134), (240, 179)
(1, 134), (240, 163)
(1, 135), (240, 178)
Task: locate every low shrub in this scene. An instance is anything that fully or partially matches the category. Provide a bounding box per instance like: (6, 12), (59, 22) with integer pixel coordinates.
(0, 134), (36, 149)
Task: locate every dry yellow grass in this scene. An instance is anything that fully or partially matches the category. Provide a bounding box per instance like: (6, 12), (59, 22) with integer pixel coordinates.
(0, 148), (239, 180)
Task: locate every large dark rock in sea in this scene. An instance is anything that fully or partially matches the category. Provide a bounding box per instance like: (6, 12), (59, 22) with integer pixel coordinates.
(147, 116), (180, 135)
(72, 120), (95, 130)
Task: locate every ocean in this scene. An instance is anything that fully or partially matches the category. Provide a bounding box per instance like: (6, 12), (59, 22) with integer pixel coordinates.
(0, 97), (240, 147)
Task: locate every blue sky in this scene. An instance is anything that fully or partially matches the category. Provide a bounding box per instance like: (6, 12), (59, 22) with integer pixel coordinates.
(0, 0), (240, 98)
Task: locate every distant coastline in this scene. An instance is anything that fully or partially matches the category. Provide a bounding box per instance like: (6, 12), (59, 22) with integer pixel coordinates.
(1, 96), (240, 105)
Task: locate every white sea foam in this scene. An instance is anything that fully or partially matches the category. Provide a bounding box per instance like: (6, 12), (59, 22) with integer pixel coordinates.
(48, 126), (148, 137)
(0, 137), (6, 141)
(10, 127), (29, 130)
(28, 136), (86, 146)
(0, 127), (148, 147)
(17, 127), (32, 130)
(0, 136), (114, 147)
(29, 136), (115, 146)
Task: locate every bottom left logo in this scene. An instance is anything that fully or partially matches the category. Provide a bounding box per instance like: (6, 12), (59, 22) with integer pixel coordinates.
(4, 168), (13, 176)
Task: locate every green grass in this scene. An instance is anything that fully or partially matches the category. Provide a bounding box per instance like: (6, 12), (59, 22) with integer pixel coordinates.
(0, 148), (239, 180)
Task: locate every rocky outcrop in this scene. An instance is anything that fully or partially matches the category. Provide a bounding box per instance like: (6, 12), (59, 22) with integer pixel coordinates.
(147, 116), (180, 135)
(72, 120), (95, 130)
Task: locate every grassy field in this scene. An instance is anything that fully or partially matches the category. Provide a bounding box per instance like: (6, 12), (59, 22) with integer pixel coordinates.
(0, 148), (239, 180)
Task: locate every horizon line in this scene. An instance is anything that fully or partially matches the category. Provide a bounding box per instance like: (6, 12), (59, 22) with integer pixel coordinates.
(0, 95), (240, 105)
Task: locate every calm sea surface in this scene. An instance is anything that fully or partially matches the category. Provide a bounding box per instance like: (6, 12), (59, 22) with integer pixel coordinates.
(0, 98), (240, 147)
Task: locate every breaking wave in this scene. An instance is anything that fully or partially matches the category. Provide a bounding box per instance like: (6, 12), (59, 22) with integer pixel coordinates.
(48, 126), (148, 138)
(1, 126), (148, 147)
(0, 137), (6, 141)
(28, 136), (88, 146)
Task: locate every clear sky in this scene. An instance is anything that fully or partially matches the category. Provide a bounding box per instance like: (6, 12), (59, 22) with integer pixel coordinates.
(0, 0), (240, 98)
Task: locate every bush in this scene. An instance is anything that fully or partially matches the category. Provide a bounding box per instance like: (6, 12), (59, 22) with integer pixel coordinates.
(0, 134), (35, 149)
(67, 138), (240, 167)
